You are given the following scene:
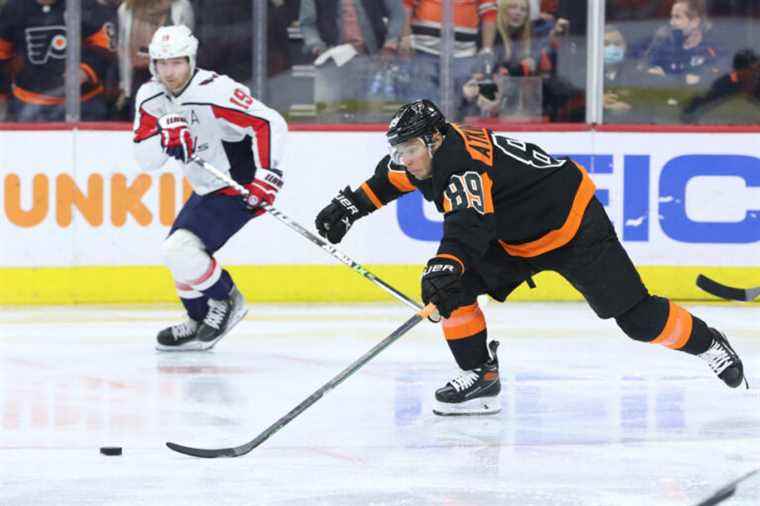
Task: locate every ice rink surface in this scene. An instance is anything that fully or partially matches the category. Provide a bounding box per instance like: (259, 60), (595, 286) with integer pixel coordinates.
(1, 301), (758, 506)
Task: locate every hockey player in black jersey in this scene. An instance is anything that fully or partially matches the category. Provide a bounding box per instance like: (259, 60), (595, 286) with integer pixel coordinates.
(315, 99), (747, 416)
(0, 0), (116, 121)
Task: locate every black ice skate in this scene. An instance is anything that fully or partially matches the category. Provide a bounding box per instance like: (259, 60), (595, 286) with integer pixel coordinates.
(433, 340), (501, 416)
(155, 318), (199, 351)
(194, 287), (248, 350)
(699, 329), (748, 389)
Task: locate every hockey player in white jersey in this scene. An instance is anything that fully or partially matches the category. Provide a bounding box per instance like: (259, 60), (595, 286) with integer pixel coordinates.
(132, 25), (288, 351)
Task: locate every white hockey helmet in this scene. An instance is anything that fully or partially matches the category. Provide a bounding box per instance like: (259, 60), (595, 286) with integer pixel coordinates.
(148, 25), (199, 78)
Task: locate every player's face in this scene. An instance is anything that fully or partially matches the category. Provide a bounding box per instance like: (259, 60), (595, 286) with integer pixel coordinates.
(391, 138), (433, 179)
(156, 57), (192, 93)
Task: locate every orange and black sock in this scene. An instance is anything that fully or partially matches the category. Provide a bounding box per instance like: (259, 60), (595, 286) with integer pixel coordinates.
(615, 295), (713, 355)
(441, 303), (490, 370)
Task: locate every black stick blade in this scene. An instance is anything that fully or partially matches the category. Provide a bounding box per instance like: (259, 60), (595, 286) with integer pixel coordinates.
(696, 274), (759, 302)
(166, 442), (247, 458)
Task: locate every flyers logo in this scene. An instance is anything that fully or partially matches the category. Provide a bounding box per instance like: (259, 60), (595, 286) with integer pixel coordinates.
(26, 26), (67, 64)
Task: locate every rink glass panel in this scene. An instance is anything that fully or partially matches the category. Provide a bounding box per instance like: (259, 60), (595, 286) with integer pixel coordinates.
(602, 0), (760, 125)
(3, 1), (759, 126)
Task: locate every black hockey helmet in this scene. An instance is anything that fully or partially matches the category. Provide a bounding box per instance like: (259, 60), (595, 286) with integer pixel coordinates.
(386, 99), (447, 148)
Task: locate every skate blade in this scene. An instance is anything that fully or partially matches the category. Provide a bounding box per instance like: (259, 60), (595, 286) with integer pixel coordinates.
(197, 306), (249, 351)
(155, 341), (209, 352)
(433, 396), (501, 416)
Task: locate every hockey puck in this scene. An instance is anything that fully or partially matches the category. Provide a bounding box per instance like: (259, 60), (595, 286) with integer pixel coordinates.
(99, 446), (122, 456)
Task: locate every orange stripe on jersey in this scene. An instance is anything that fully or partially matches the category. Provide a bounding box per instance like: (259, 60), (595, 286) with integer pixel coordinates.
(80, 63), (98, 84)
(85, 25), (112, 51)
(650, 301), (693, 350)
(13, 84), (103, 105)
(450, 123), (493, 166)
(405, 0), (493, 29)
(388, 169), (416, 192)
(481, 172), (494, 213)
(0, 38), (13, 60)
(442, 303), (486, 341)
(443, 192), (452, 212)
(359, 182), (383, 209)
(498, 162), (596, 257)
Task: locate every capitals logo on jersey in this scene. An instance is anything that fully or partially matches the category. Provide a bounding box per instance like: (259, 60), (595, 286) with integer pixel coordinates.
(25, 25), (67, 64)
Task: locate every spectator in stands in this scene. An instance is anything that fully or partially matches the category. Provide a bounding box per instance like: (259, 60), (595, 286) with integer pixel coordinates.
(116, 0), (194, 118)
(299, 0), (407, 112)
(96, 0), (123, 119)
(682, 48), (760, 123)
(541, 0), (586, 121)
(0, 0), (116, 122)
(495, 0), (554, 76)
(642, 0), (722, 87)
(460, 0), (554, 118)
(193, 0), (252, 85)
(401, 0), (497, 111)
(267, 0), (301, 78)
(602, 24), (634, 119)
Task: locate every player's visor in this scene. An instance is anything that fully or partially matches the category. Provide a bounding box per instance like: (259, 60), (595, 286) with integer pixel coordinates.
(389, 138), (427, 166)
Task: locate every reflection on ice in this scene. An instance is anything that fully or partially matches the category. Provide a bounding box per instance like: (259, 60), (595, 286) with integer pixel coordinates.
(0, 302), (758, 505)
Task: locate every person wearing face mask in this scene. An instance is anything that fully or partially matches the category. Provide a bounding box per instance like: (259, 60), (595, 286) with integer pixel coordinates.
(642, 0), (722, 87)
(602, 24), (633, 118)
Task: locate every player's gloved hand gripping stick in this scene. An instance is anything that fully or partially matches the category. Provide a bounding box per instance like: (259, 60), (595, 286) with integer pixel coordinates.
(188, 155), (422, 313)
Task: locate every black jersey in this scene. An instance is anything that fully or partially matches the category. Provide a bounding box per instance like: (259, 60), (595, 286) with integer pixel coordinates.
(356, 124), (596, 269)
(0, 0), (115, 105)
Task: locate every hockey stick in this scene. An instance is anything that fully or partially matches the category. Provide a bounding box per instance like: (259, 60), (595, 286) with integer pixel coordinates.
(692, 467), (760, 506)
(189, 155), (422, 311)
(166, 302), (438, 458)
(696, 274), (760, 302)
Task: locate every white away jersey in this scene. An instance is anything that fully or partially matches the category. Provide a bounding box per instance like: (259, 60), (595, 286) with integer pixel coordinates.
(132, 68), (288, 195)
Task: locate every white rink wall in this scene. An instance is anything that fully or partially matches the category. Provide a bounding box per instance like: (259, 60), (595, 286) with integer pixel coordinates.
(2, 129), (758, 267)
(1, 128), (758, 304)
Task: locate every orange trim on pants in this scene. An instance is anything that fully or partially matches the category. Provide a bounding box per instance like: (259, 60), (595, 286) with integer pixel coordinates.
(442, 303), (486, 341)
(650, 301), (693, 350)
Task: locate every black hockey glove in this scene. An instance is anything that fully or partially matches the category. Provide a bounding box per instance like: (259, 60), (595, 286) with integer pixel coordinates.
(421, 256), (466, 319)
(315, 186), (368, 244)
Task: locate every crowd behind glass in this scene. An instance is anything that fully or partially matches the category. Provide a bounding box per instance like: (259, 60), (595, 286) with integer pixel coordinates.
(0, 0), (758, 125)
